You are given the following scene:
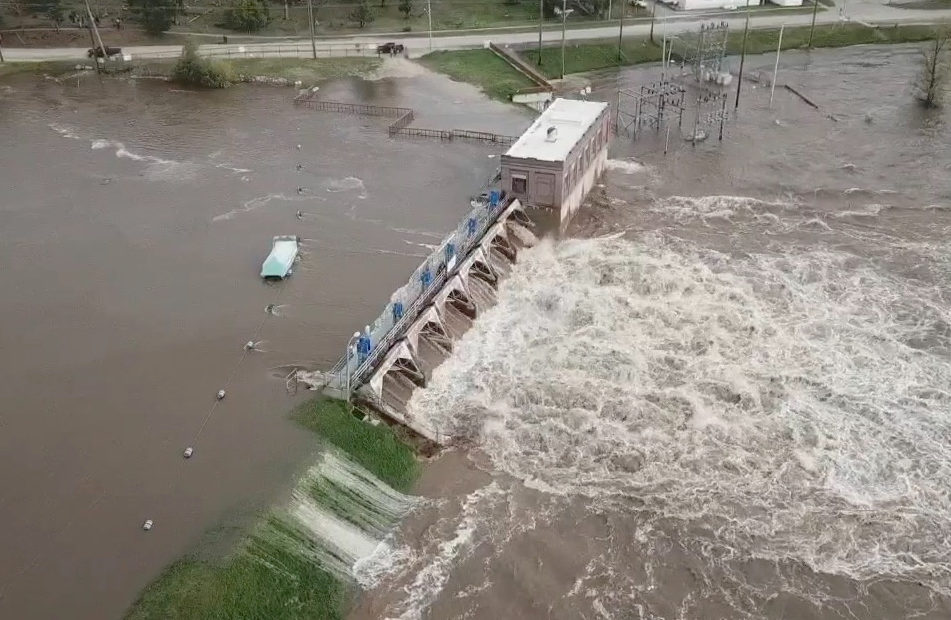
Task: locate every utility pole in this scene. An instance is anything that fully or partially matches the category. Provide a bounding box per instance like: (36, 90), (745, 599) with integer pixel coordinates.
(428, 0), (433, 52)
(307, 0), (317, 59)
(559, 0), (571, 79)
(608, 0), (612, 21)
(84, 0), (106, 75)
(734, 1), (750, 109)
(808, 0), (819, 48)
(0, 34), (4, 63)
(769, 25), (784, 108)
(649, 0), (655, 44)
(538, 0), (543, 65)
(617, 8), (624, 63)
(284, 0), (289, 20)
(661, 14), (667, 79)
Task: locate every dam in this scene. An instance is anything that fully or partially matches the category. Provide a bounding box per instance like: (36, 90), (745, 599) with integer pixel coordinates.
(324, 98), (610, 441)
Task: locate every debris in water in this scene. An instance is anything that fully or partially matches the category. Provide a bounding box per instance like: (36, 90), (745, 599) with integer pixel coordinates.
(142, 519), (153, 531)
(245, 340), (255, 351)
(296, 163), (303, 171)
(265, 304), (276, 315)
(297, 186), (304, 195)
(296, 144), (302, 150)
(687, 129), (708, 143)
(296, 210), (303, 220)
(183, 447), (194, 458)
(216, 389), (226, 400)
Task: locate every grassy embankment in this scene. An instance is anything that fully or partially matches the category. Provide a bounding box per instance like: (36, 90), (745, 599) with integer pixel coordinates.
(418, 47), (535, 101)
(223, 57), (381, 84)
(416, 22), (945, 101)
(126, 398), (419, 620)
(521, 23), (946, 77)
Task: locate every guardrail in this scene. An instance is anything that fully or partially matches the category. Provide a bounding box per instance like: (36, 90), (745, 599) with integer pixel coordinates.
(329, 194), (511, 392)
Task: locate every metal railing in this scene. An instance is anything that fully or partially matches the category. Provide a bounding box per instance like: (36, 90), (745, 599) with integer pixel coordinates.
(329, 195), (511, 392)
(294, 93), (517, 145)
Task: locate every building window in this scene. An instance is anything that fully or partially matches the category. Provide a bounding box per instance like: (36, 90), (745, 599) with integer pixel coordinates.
(512, 174), (528, 194)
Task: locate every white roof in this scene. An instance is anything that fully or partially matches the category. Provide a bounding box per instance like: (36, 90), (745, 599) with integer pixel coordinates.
(505, 98), (608, 163)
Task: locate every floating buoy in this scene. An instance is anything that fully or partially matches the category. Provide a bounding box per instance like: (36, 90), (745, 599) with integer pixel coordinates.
(183, 447), (194, 459)
(216, 389), (226, 400)
(143, 519), (153, 531)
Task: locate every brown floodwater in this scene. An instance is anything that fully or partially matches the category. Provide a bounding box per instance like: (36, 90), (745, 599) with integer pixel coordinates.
(0, 63), (531, 618)
(352, 45), (951, 619)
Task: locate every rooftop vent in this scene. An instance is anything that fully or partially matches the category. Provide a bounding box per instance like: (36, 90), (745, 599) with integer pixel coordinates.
(546, 126), (558, 142)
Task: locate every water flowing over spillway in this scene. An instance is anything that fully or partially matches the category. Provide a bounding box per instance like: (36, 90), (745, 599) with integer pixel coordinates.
(250, 451), (417, 589)
(352, 47), (951, 620)
(416, 230), (951, 573)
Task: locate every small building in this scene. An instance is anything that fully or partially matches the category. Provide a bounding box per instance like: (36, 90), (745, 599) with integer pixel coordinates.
(501, 98), (610, 231)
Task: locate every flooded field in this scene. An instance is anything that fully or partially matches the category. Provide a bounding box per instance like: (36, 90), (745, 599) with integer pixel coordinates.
(0, 64), (531, 618)
(352, 45), (951, 619)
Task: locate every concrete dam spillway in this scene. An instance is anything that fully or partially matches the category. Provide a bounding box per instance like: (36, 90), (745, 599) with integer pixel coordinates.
(329, 200), (539, 442)
(324, 98), (610, 442)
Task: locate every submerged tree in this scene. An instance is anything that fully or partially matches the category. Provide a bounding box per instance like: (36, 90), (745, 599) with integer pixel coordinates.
(172, 39), (233, 88)
(917, 29), (950, 108)
(349, 0), (375, 28)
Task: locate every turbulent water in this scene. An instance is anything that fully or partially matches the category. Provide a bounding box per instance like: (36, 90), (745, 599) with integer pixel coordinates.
(352, 46), (951, 619)
(256, 451), (418, 589)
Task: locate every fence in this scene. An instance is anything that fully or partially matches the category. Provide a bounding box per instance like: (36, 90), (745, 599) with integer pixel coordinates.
(294, 93), (518, 146)
(329, 194), (511, 392)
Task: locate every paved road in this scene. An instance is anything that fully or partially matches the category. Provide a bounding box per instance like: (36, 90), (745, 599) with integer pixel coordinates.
(3, 0), (949, 62)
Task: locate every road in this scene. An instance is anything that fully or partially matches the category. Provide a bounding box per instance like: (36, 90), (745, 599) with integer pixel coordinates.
(2, 0), (949, 62)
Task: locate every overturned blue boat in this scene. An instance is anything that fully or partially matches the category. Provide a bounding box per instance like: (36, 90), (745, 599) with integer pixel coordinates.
(261, 235), (300, 279)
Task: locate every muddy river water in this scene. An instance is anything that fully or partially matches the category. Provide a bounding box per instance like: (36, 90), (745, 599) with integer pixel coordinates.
(352, 46), (951, 619)
(0, 63), (529, 618)
(2, 44), (950, 619)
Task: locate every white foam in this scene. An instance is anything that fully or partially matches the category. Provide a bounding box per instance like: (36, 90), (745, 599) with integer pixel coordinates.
(325, 176), (367, 198)
(353, 538), (416, 589)
(89, 138), (196, 180)
(213, 193), (312, 222)
(48, 123), (82, 140)
(605, 159), (648, 175)
(389, 483), (506, 620)
(405, 233), (951, 590)
(277, 451), (419, 582)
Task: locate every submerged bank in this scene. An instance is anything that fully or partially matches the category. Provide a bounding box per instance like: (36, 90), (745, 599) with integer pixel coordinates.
(126, 399), (420, 620)
(0, 57), (381, 88)
(417, 23), (946, 88)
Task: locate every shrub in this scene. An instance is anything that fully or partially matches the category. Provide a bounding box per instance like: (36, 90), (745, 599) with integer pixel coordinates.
(172, 40), (233, 88)
(225, 0), (270, 33)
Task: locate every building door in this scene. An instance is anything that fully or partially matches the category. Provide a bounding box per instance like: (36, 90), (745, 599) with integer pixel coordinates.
(535, 173), (555, 206)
